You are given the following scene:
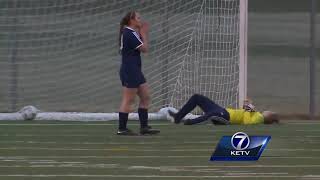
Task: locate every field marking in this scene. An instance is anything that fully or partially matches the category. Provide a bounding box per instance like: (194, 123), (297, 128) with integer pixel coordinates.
(0, 156), (211, 159)
(0, 123), (173, 126)
(0, 147), (319, 152)
(127, 166), (290, 174)
(196, 169), (248, 173)
(226, 173), (289, 175)
(0, 160), (320, 168)
(280, 136), (320, 138)
(1, 134), (94, 137)
(1, 134), (320, 139)
(1, 139), (320, 145)
(0, 174), (318, 178)
(173, 165), (320, 168)
(0, 164), (119, 168)
(280, 120), (320, 124)
(130, 165), (320, 169)
(296, 130), (320, 132)
(0, 140), (217, 145)
(0, 134), (219, 137)
(1, 155), (320, 159)
(0, 164), (288, 174)
(128, 166), (221, 172)
(268, 148), (320, 152)
(0, 122), (318, 126)
(28, 161), (85, 164)
(1, 138), (320, 145)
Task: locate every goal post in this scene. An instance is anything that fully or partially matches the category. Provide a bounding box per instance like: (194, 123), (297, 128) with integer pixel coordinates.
(239, 0), (248, 108)
(0, 0), (247, 121)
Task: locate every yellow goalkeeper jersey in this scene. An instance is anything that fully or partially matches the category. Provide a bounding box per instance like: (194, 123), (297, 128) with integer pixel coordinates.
(226, 108), (264, 125)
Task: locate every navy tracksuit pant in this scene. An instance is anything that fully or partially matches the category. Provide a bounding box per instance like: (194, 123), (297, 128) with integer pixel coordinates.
(174, 94), (230, 125)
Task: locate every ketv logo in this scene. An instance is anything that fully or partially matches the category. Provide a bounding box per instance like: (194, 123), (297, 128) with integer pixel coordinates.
(210, 132), (271, 161)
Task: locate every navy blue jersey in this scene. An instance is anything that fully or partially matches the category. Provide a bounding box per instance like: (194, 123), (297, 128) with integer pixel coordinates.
(119, 26), (146, 88)
(120, 27), (143, 67)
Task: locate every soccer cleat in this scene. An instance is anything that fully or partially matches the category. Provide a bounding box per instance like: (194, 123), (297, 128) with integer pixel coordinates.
(183, 119), (194, 125)
(140, 126), (160, 135)
(209, 116), (230, 125)
(168, 110), (180, 124)
(116, 128), (138, 136)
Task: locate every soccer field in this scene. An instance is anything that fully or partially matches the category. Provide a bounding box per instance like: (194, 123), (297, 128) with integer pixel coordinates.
(0, 120), (319, 179)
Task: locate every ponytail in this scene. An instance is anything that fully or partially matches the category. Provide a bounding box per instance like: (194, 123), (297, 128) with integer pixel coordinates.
(119, 11), (136, 48)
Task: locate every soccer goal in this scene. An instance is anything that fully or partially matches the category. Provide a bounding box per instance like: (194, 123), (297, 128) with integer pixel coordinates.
(0, 0), (247, 121)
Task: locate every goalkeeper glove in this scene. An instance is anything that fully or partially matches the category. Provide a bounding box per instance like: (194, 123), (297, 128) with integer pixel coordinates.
(243, 99), (255, 112)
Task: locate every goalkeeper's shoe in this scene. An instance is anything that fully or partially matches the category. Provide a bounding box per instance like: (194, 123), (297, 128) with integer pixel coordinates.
(140, 126), (160, 135)
(183, 119), (194, 125)
(117, 128), (138, 136)
(209, 116), (230, 125)
(168, 110), (180, 124)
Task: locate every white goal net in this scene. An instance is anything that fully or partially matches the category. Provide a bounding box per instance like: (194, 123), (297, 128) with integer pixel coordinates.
(0, 0), (247, 120)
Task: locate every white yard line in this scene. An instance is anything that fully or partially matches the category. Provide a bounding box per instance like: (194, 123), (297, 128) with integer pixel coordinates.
(0, 161), (320, 168)
(176, 165), (320, 168)
(0, 156), (211, 159)
(0, 164), (119, 168)
(296, 130), (320, 132)
(0, 140), (216, 145)
(0, 140), (319, 146)
(0, 174), (316, 178)
(0, 147), (318, 152)
(0, 121), (318, 126)
(280, 136), (320, 138)
(0, 123), (171, 126)
(226, 173), (289, 175)
(1, 134), (320, 140)
(1, 155), (320, 159)
(283, 121), (320, 124)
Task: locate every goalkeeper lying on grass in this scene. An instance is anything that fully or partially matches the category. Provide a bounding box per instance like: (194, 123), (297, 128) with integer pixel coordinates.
(168, 94), (279, 125)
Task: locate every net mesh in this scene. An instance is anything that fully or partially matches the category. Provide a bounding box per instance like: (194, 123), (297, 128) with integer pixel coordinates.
(0, 0), (241, 113)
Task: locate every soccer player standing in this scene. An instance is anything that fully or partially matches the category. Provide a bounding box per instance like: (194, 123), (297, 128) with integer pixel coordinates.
(117, 11), (160, 135)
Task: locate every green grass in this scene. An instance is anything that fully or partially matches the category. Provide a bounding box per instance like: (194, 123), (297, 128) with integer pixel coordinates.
(0, 120), (319, 180)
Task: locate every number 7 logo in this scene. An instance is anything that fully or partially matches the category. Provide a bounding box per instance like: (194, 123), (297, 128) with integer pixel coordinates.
(231, 132), (250, 150)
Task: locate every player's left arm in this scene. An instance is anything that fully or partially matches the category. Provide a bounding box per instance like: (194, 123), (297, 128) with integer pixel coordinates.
(138, 22), (149, 53)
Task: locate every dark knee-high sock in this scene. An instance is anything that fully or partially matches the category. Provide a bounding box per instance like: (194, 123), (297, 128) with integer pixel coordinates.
(118, 112), (128, 130)
(138, 108), (148, 128)
(175, 95), (198, 121)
